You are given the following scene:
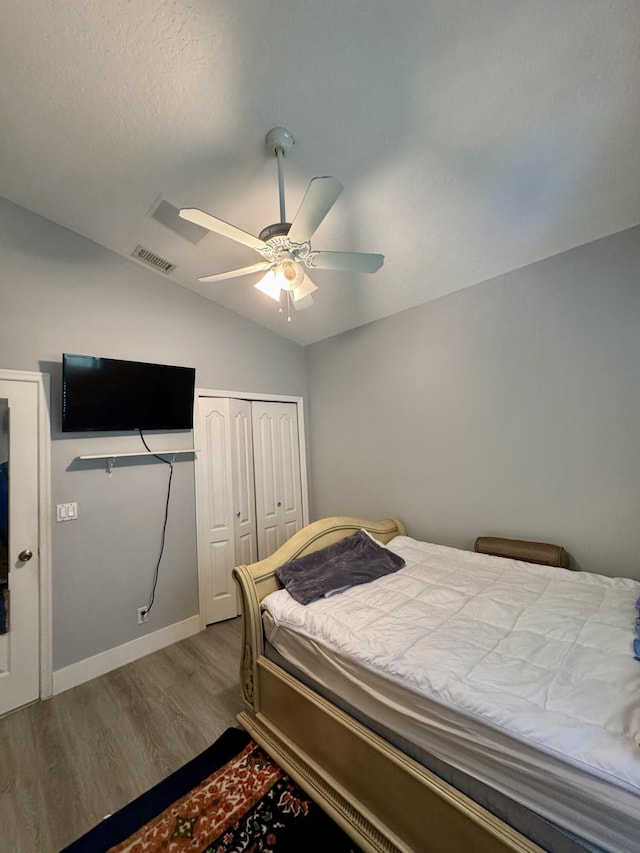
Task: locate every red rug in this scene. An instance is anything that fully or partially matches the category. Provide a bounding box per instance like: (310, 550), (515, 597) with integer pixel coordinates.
(61, 728), (360, 852)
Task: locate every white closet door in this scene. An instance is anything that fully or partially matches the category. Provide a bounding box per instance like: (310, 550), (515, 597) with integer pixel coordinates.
(196, 398), (238, 624)
(229, 398), (257, 567)
(196, 393), (307, 624)
(252, 401), (303, 559)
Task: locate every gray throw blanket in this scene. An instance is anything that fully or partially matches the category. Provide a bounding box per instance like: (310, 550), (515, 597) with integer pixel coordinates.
(276, 529), (405, 605)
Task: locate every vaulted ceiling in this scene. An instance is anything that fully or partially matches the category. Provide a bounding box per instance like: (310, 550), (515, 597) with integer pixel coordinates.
(2, 1), (639, 345)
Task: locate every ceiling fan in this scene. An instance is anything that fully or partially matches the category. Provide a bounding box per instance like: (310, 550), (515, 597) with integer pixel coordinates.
(179, 128), (384, 318)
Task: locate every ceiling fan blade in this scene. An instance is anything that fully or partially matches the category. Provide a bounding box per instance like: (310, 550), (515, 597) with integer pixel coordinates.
(287, 177), (343, 243)
(306, 251), (384, 274)
(198, 261), (272, 283)
(179, 208), (267, 251)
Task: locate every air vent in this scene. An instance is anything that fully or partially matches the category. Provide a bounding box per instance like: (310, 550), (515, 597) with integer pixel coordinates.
(132, 245), (176, 274)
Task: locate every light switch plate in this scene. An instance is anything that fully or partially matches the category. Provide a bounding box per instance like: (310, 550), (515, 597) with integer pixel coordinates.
(56, 502), (78, 522)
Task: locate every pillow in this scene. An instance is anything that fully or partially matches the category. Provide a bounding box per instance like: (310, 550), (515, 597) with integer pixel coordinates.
(474, 535), (570, 568)
(276, 529), (405, 605)
(635, 596), (640, 661)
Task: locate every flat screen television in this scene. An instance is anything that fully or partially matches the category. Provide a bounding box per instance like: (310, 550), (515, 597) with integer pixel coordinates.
(62, 354), (196, 432)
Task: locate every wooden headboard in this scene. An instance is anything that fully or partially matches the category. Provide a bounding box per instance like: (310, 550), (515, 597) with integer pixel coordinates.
(232, 516), (405, 709)
(234, 515), (406, 607)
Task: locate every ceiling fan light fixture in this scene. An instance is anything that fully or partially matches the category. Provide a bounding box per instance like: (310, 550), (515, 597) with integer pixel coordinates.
(292, 275), (318, 301)
(278, 260), (305, 291)
(254, 269), (281, 302)
(256, 263), (316, 310)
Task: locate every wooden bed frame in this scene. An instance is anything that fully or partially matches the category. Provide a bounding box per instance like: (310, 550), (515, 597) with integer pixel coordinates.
(233, 517), (546, 853)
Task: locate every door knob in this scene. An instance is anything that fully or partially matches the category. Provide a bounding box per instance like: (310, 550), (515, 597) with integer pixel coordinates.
(277, 501), (282, 507)
(18, 549), (33, 562)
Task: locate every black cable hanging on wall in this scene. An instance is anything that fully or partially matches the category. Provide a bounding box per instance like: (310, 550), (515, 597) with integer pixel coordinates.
(138, 429), (174, 619)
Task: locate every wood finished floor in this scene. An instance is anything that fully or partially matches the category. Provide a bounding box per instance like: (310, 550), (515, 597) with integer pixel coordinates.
(0, 616), (244, 853)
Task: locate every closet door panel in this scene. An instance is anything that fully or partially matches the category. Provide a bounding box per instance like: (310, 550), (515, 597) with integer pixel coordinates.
(277, 407), (303, 530)
(236, 533), (255, 566)
(252, 401), (303, 558)
(263, 525), (280, 559)
(252, 406), (280, 559)
(230, 399), (257, 567)
(284, 519), (300, 541)
(198, 399), (238, 623)
(254, 413), (278, 517)
(206, 408), (231, 532)
(210, 540), (234, 596)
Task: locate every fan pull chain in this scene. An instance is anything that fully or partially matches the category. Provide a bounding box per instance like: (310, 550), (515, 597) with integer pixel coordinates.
(278, 290), (293, 321)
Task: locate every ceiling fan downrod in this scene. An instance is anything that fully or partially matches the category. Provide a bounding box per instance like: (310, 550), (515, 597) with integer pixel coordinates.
(266, 127), (294, 224)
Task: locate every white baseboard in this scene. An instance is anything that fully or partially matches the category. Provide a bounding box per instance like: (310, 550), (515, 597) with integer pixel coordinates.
(52, 615), (201, 696)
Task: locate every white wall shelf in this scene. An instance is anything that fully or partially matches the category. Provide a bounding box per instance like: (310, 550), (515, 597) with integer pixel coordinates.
(77, 449), (198, 477)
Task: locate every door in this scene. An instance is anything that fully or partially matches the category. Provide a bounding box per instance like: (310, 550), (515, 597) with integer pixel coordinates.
(196, 398), (238, 624)
(229, 399), (258, 567)
(252, 400), (304, 558)
(196, 397), (259, 624)
(0, 378), (40, 716)
(196, 394), (306, 625)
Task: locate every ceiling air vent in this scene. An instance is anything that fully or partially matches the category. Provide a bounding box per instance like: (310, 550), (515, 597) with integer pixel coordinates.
(132, 245), (176, 274)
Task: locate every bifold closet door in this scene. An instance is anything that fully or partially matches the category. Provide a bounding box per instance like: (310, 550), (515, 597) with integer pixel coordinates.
(197, 398), (257, 624)
(229, 398), (258, 567)
(251, 400), (303, 559)
(197, 395), (304, 623)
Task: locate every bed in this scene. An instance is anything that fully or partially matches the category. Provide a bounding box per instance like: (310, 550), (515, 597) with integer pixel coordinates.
(232, 517), (640, 853)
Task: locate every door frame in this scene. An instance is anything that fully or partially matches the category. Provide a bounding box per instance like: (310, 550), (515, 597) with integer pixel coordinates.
(194, 388), (309, 631)
(0, 368), (52, 701)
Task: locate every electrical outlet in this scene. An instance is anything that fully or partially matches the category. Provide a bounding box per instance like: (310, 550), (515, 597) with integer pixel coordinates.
(137, 607), (149, 625)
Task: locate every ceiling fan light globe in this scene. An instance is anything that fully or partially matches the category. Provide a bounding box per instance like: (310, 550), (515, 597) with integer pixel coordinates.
(293, 275), (318, 301)
(277, 260), (305, 291)
(254, 269), (281, 302)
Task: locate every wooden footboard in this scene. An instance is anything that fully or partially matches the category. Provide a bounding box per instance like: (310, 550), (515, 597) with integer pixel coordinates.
(232, 517), (544, 853)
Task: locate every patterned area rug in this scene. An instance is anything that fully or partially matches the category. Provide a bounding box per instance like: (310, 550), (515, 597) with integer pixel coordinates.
(61, 727), (361, 852)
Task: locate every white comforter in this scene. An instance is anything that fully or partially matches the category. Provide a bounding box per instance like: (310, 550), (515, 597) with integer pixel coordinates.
(262, 536), (640, 793)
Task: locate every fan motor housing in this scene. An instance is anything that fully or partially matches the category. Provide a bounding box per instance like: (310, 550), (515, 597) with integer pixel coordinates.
(259, 222), (291, 242)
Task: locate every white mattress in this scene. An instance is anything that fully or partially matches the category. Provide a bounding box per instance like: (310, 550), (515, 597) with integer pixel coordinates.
(261, 536), (640, 853)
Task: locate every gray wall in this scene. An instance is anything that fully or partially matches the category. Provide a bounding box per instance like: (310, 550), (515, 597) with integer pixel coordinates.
(0, 197), (307, 669)
(306, 226), (640, 580)
(3, 191), (638, 672)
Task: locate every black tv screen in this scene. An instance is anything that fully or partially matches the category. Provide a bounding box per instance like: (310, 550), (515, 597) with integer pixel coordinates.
(62, 354), (196, 432)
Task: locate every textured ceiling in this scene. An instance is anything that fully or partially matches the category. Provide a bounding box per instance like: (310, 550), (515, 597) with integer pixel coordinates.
(1, 1), (639, 345)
